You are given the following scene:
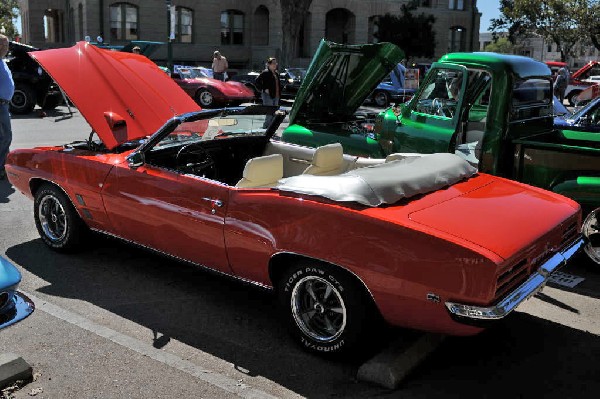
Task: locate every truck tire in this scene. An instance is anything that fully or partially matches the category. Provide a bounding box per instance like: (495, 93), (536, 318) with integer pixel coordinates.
(10, 83), (36, 114)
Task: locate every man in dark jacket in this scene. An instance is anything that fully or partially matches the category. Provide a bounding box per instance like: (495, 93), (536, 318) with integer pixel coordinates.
(255, 57), (280, 106)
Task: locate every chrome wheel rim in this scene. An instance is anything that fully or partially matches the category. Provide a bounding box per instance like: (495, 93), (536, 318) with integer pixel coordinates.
(583, 209), (600, 264)
(374, 92), (388, 106)
(290, 276), (346, 342)
(199, 91), (213, 106)
(38, 194), (67, 242)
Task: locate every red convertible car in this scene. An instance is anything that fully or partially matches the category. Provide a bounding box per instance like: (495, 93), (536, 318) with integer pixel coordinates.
(5, 42), (584, 355)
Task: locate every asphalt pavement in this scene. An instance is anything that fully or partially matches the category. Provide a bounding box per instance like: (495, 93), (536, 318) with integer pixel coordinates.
(1, 105), (599, 399)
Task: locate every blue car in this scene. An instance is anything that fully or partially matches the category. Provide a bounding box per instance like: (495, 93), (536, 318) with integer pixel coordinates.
(0, 256), (34, 330)
(554, 96), (600, 136)
(366, 63), (416, 107)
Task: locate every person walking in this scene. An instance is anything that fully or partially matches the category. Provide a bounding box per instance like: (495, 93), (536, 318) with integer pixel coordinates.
(255, 57), (280, 106)
(212, 51), (228, 81)
(0, 34), (14, 180)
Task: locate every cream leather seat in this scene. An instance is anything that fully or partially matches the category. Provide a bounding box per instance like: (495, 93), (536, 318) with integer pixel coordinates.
(302, 143), (345, 176)
(235, 154), (283, 188)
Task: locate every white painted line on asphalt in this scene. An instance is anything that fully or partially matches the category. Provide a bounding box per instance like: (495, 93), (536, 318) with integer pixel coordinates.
(23, 292), (279, 399)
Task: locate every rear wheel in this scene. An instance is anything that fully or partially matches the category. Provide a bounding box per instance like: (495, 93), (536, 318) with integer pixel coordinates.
(34, 184), (87, 252)
(373, 91), (390, 107)
(10, 83), (36, 114)
(196, 88), (215, 108)
(277, 261), (374, 355)
(582, 207), (600, 265)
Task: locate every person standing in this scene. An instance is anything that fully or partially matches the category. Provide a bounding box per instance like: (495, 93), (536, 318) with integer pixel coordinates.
(255, 57), (280, 106)
(0, 34), (15, 180)
(212, 51), (228, 81)
(554, 66), (569, 104)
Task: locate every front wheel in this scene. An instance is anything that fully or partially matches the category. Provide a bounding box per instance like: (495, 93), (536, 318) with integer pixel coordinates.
(277, 262), (373, 355)
(373, 91), (390, 107)
(34, 184), (87, 252)
(10, 83), (36, 114)
(568, 90), (582, 107)
(582, 207), (600, 264)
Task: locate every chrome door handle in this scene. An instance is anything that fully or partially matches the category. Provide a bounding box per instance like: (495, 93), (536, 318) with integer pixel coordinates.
(201, 197), (223, 207)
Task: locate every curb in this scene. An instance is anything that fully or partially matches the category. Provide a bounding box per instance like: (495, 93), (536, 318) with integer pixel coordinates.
(0, 353), (32, 389)
(357, 333), (446, 390)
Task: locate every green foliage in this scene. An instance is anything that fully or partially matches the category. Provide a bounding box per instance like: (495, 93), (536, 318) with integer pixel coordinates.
(490, 0), (596, 61)
(374, 1), (436, 59)
(484, 37), (515, 54)
(0, 0), (19, 39)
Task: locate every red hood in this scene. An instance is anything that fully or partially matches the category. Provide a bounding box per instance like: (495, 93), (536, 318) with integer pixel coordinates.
(30, 41), (200, 149)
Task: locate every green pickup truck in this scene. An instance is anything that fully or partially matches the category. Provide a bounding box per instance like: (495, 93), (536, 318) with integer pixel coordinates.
(281, 41), (600, 264)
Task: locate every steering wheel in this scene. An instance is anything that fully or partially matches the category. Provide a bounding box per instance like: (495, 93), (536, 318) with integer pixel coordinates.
(431, 98), (454, 118)
(175, 143), (217, 179)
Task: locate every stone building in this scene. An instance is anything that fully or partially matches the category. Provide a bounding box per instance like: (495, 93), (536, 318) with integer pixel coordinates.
(17, 0), (480, 70)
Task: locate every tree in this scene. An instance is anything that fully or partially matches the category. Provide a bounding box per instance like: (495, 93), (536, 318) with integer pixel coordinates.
(484, 37), (515, 54)
(0, 0), (19, 39)
(280, 0), (313, 67)
(373, 1), (436, 60)
(490, 0), (582, 62)
(577, 0), (600, 52)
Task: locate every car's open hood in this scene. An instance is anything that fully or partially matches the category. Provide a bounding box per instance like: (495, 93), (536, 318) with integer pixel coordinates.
(289, 40), (405, 125)
(30, 41), (200, 150)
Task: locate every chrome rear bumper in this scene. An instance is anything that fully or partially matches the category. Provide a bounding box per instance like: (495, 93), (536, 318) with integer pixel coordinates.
(445, 236), (584, 321)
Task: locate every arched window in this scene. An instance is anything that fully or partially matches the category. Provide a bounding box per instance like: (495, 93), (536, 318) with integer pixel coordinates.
(253, 6), (269, 46)
(448, 26), (466, 52)
(221, 10), (244, 45)
(325, 8), (355, 44)
(109, 2), (138, 41)
(175, 7), (193, 43)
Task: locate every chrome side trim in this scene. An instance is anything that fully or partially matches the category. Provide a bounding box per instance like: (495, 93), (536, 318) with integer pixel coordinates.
(0, 292), (35, 330)
(289, 157), (312, 165)
(445, 236), (585, 321)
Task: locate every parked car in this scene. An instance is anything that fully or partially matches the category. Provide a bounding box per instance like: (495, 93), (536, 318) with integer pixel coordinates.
(365, 63), (416, 107)
(5, 41), (63, 114)
(555, 96), (600, 137)
(227, 71), (261, 98)
(282, 41), (600, 265)
(171, 65), (256, 108)
(562, 61), (600, 106)
(0, 256), (35, 330)
(280, 68), (307, 99)
(6, 42), (584, 355)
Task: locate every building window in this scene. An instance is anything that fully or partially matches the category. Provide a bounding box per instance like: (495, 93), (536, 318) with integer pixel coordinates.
(109, 3), (138, 41)
(449, 0), (465, 10)
(448, 26), (466, 52)
(252, 6), (269, 46)
(221, 10), (244, 45)
(420, 0), (432, 7)
(175, 7), (193, 43)
(44, 9), (64, 43)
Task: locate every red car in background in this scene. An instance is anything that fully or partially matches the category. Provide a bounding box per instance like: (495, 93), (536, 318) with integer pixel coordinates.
(171, 66), (255, 108)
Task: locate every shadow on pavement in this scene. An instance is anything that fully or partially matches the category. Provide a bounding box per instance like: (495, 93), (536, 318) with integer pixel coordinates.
(6, 236), (600, 398)
(10, 105), (77, 121)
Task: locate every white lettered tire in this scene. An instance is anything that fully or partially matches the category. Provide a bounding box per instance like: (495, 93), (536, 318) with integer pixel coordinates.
(278, 262), (372, 355)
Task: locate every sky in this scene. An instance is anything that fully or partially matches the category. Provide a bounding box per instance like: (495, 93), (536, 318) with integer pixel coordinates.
(479, 0), (502, 32)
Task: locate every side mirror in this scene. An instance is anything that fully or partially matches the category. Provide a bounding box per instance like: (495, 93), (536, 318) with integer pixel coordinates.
(126, 152), (145, 169)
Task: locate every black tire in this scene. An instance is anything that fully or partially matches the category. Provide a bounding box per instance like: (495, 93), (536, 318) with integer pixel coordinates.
(10, 83), (36, 114)
(277, 261), (374, 355)
(567, 90), (582, 107)
(196, 88), (215, 108)
(373, 91), (390, 107)
(34, 184), (87, 252)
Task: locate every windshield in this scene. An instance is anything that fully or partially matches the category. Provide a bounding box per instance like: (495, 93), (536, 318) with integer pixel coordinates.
(178, 68), (210, 79)
(151, 111), (275, 151)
